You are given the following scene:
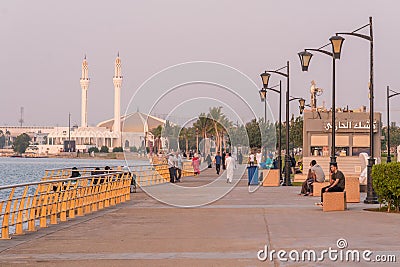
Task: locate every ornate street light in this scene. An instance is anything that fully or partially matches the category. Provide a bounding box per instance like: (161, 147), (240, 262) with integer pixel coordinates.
(387, 86), (400, 163)
(258, 81), (283, 182)
(298, 41), (343, 165)
(263, 61), (292, 185)
(299, 98), (306, 115)
(329, 36), (345, 59)
(298, 51), (313, 71)
(260, 72), (271, 89)
(336, 16), (377, 204)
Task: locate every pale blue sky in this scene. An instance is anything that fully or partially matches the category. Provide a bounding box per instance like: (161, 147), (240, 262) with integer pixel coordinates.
(1, 0), (399, 127)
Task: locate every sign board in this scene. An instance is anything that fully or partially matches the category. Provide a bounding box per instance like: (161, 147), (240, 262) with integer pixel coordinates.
(323, 120), (378, 132)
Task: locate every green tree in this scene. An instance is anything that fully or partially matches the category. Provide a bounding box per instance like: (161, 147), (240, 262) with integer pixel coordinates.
(0, 130), (5, 148)
(13, 133), (31, 154)
(207, 107), (232, 154)
(88, 147), (99, 153)
(100, 146), (109, 153)
(246, 119), (261, 148)
(112, 146), (123, 152)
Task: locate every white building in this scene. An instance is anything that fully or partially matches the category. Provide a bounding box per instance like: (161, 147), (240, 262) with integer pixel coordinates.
(39, 54), (165, 154)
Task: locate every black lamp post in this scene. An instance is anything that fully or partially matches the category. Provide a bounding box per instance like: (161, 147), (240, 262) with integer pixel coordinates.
(298, 37), (344, 165)
(387, 86), (400, 163)
(336, 16), (377, 204)
(259, 79), (282, 182)
(262, 61), (293, 185)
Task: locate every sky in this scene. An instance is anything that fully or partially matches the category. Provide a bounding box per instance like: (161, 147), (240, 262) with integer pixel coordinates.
(1, 0), (400, 128)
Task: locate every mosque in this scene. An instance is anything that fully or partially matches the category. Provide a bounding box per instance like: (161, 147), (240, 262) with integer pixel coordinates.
(39, 55), (166, 154)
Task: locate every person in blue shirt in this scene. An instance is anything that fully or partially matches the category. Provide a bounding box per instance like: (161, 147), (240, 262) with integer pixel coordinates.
(214, 152), (222, 175)
(260, 153), (274, 169)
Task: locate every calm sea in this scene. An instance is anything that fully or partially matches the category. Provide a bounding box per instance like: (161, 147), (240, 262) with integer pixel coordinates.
(0, 157), (147, 187)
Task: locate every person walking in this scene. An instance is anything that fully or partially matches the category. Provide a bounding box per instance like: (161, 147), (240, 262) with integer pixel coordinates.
(176, 152), (182, 182)
(192, 153), (200, 176)
(214, 152), (222, 175)
(248, 151), (255, 166)
(168, 153), (176, 183)
(206, 154), (212, 168)
(238, 151), (243, 164)
(222, 151), (226, 170)
(256, 150), (262, 167)
(316, 162), (345, 206)
(225, 152), (235, 183)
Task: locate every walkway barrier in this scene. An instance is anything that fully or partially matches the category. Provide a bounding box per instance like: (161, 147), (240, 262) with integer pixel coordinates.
(0, 162), (195, 240)
(0, 171), (131, 240)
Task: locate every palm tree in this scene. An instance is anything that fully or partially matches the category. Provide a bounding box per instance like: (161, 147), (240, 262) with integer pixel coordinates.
(207, 107), (232, 153)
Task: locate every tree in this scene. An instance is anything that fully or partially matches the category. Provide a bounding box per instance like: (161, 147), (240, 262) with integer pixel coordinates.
(88, 147), (99, 153)
(0, 130), (4, 149)
(246, 119), (261, 148)
(13, 133), (31, 154)
(112, 147), (123, 152)
(100, 146), (109, 153)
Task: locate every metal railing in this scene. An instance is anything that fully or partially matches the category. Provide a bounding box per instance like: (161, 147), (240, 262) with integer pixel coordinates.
(0, 171), (131, 239)
(0, 162), (195, 239)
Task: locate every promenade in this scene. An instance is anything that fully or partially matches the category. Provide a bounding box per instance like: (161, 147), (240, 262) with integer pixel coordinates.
(0, 168), (399, 266)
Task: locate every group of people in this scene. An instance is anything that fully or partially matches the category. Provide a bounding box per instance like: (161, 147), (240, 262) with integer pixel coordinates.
(299, 159), (346, 207)
(167, 152), (183, 183)
(212, 151), (236, 183)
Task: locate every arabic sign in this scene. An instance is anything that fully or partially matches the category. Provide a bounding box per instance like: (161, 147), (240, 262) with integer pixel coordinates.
(323, 121), (378, 132)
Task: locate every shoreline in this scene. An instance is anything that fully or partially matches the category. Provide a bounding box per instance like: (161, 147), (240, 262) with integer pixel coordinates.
(0, 152), (149, 161)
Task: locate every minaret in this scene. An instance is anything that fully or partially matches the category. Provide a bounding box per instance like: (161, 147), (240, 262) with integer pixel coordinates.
(113, 53), (122, 134)
(80, 55), (90, 128)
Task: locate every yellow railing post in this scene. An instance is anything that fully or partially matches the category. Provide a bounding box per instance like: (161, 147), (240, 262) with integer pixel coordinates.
(1, 188), (15, 239)
(15, 186), (29, 235)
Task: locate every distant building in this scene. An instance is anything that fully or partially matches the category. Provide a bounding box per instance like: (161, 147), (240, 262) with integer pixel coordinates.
(1, 54), (166, 155)
(302, 107), (381, 158)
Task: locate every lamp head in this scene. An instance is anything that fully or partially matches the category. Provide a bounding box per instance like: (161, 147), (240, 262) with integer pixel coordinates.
(329, 35), (345, 59)
(259, 89), (267, 102)
(299, 98), (306, 114)
(260, 72), (271, 89)
(298, 51), (313, 71)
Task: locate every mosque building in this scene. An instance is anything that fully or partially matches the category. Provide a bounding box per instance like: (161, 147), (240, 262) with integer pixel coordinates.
(39, 54), (165, 154)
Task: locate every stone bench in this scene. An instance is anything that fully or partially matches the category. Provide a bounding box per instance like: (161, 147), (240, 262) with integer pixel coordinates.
(313, 182), (330, 197)
(345, 176), (360, 203)
(323, 191), (347, 212)
(260, 169), (280, 187)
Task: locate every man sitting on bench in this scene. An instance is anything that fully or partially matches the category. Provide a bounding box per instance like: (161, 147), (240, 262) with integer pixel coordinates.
(315, 162), (345, 207)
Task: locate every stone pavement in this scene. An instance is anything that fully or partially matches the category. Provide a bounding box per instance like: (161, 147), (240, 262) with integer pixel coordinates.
(0, 167), (399, 266)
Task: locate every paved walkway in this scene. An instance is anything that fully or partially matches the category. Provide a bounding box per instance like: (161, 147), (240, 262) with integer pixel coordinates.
(0, 168), (399, 266)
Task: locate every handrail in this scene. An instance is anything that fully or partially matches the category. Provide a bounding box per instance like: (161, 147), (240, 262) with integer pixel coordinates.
(0, 162), (195, 239)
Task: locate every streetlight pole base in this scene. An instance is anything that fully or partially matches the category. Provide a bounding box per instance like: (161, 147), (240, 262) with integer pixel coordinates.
(364, 157), (378, 204)
(282, 155), (292, 186)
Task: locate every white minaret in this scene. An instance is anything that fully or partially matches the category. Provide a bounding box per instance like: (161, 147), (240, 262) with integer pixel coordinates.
(80, 55), (90, 128)
(113, 53), (122, 133)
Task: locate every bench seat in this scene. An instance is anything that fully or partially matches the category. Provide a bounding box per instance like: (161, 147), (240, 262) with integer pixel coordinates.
(313, 182), (330, 197)
(323, 191), (347, 212)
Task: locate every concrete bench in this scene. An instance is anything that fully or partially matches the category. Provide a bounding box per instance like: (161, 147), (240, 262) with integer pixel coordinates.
(345, 176), (360, 203)
(313, 182), (330, 197)
(323, 191), (347, 212)
(260, 169), (280, 187)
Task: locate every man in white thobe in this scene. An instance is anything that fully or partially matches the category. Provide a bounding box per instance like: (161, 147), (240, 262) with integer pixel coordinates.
(225, 152), (235, 183)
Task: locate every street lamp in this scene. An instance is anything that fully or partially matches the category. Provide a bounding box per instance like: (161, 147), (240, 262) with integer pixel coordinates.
(259, 80), (282, 182)
(298, 38), (344, 165)
(262, 61), (292, 185)
(386, 86), (400, 163)
(336, 16), (377, 204)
